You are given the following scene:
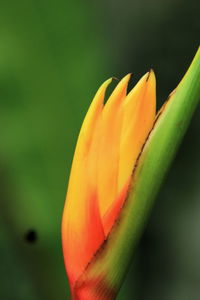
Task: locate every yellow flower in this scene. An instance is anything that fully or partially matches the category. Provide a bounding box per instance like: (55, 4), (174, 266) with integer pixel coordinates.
(62, 71), (156, 299)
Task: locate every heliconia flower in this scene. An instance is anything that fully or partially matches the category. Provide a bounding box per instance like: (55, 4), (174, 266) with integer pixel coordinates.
(62, 48), (200, 300)
(62, 71), (156, 295)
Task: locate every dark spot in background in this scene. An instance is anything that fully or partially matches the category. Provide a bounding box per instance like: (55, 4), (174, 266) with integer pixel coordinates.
(24, 230), (37, 244)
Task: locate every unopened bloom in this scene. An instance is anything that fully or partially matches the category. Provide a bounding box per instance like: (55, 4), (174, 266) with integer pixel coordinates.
(62, 71), (156, 299)
(61, 48), (200, 299)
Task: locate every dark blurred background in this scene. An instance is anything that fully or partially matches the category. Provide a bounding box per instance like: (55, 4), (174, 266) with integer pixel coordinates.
(0, 0), (199, 299)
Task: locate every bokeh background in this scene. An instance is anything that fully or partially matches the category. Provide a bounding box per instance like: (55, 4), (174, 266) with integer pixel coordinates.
(0, 0), (199, 299)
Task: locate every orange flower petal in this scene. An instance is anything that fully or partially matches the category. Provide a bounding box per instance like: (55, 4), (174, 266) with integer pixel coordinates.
(118, 70), (156, 193)
(102, 72), (156, 235)
(62, 78), (112, 287)
(97, 74), (131, 220)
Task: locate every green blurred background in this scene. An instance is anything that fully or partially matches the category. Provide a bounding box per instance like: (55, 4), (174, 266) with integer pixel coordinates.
(0, 0), (199, 299)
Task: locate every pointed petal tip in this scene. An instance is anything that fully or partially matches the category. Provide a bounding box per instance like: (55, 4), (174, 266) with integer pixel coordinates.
(145, 69), (156, 82)
(93, 77), (113, 104)
(103, 77), (113, 86)
(132, 71), (155, 87)
(113, 73), (133, 84)
(123, 73), (133, 82)
(103, 74), (133, 110)
(97, 77), (114, 91)
(117, 73), (133, 90)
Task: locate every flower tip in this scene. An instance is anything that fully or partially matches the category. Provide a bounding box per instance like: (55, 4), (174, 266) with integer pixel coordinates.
(124, 72), (133, 82)
(118, 73), (133, 88)
(145, 69), (155, 81)
(104, 77), (114, 85)
(111, 73), (132, 83)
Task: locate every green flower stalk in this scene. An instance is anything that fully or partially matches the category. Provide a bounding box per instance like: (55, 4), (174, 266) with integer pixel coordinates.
(62, 48), (200, 300)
